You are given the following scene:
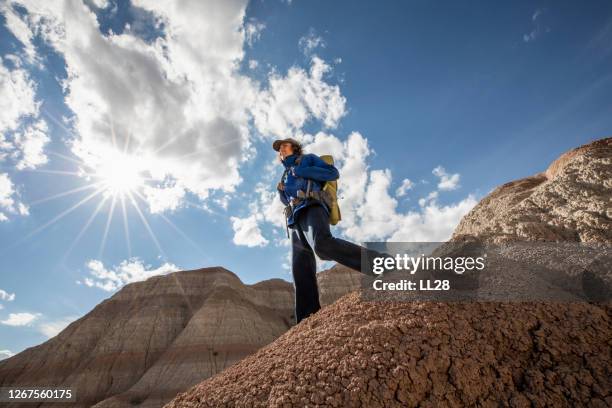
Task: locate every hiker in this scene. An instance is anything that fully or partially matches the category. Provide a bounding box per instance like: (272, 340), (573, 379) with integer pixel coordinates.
(274, 138), (384, 324)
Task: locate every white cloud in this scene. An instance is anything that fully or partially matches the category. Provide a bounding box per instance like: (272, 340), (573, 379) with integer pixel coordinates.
(0, 55), (48, 220)
(244, 19), (265, 47)
(0, 56), (39, 135)
(1, 312), (41, 326)
(0, 289), (16, 302)
(418, 190), (438, 207)
(248, 59), (258, 70)
(13, 119), (50, 170)
(346, 168), (401, 240)
(388, 194), (479, 242)
(0, 3), (37, 63)
(523, 8), (550, 43)
(299, 28), (326, 56)
(0, 173), (28, 221)
(3, 1), (347, 220)
(432, 165), (460, 191)
(17, 201), (29, 215)
(281, 250), (292, 271)
(38, 315), (78, 338)
(0, 349), (15, 360)
(78, 258), (179, 292)
(300, 130), (345, 158)
(254, 182), (286, 228)
(532, 9), (543, 21)
(4, 0), (254, 206)
(91, 0), (109, 9)
(213, 194), (231, 210)
(523, 31), (537, 43)
(142, 183), (186, 214)
(230, 214), (269, 247)
(395, 178), (414, 197)
(0, 289), (15, 312)
(392, 199), (474, 242)
(252, 56), (346, 139)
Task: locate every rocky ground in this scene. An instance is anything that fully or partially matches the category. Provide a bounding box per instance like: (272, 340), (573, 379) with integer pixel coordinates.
(164, 292), (610, 408)
(164, 137), (611, 408)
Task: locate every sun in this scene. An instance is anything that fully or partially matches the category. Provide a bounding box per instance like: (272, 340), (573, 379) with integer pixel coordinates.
(95, 151), (145, 196)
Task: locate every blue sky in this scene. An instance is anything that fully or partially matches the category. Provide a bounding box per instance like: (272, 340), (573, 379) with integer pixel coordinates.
(0, 0), (611, 357)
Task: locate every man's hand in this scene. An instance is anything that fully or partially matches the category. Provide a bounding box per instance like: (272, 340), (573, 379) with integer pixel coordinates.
(277, 181), (285, 191)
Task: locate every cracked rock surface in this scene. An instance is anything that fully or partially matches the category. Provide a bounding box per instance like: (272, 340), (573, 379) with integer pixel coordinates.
(164, 292), (610, 408)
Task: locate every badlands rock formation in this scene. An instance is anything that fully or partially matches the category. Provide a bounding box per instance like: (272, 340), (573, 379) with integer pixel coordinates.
(452, 137), (611, 245)
(0, 268), (296, 407)
(0, 266), (361, 407)
(164, 137), (611, 408)
(317, 264), (362, 306)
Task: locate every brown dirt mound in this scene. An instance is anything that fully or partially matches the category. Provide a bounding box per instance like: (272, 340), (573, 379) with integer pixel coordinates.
(164, 291), (611, 407)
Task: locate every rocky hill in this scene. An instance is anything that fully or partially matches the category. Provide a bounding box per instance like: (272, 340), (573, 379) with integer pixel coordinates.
(0, 268), (296, 407)
(163, 137), (611, 408)
(0, 265), (360, 407)
(452, 137), (611, 244)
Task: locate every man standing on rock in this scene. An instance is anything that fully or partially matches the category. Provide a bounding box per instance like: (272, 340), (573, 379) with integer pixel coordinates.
(274, 138), (383, 324)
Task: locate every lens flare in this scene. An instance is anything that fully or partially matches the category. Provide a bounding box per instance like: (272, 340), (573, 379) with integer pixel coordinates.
(95, 152), (145, 196)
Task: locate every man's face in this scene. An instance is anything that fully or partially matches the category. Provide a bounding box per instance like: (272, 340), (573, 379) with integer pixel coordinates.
(279, 142), (294, 159)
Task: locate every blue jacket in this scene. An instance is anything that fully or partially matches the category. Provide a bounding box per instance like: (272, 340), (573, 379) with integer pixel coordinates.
(278, 153), (339, 228)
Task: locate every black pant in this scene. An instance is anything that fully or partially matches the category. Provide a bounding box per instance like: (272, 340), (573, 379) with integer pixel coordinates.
(290, 204), (381, 324)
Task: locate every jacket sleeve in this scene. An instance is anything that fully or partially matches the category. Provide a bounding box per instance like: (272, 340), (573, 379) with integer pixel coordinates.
(278, 188), (289, 206)
(293, 154), (339, 181)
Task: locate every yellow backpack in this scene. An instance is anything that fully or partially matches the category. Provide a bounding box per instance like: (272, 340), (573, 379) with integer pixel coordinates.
(318, 155), (342, 225)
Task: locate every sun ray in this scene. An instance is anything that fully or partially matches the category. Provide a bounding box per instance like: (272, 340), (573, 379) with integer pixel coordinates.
(127, 191), (166, 259)
(120, 194), (132, 258)
(46, 150), (86, 167)
(41, 107), (81, 144)
(1, 187), (105, 254)
(29, 181), (104, 206)
(126, 193), (197, 320)
(122, 126), (132, 155)
(15, 168), (95, 177)
(132, 190), (210, 261)
(180, 198), (225, 218)
(109, 115), (118, 151)
(61, 194), (110, 263)
(98, 194), (117, 259)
